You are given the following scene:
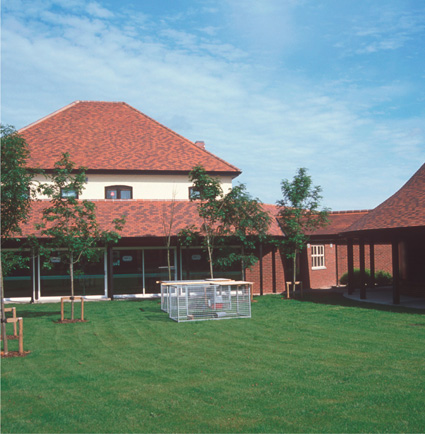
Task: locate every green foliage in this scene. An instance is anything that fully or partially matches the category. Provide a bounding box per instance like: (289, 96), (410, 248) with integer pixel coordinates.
(180, 165), (270, 277)
(277, 168), (329, 259)
(1, 125), (36, 351)
(0, 125), (35, 241)
(340, 268), (393, 287)
(34, 153), (125, 302)
(375, 270), (393, 286)
(277, 168), (329, 289)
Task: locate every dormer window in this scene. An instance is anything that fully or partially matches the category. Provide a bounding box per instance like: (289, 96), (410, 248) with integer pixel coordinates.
(105, 186), (133, 199)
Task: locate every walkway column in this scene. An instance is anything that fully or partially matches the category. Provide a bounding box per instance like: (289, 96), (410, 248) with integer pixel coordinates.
(107, 246), (114, 300)
(32, 251), (39, 302)
(359, 239), (366, 299)
(259, 242), (263, 296)
(272, 246), (277, 293)
(369, 241), (375, 288)
(335, 242), (339, 287)
(392, 240), (400, 304)
(347, 238), (354, 295)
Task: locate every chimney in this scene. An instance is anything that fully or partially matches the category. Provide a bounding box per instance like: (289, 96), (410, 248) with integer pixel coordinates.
(194, 141), (205, 149)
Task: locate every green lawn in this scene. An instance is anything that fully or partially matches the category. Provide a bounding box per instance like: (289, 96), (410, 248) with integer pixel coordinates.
(2, 293), (425, 433)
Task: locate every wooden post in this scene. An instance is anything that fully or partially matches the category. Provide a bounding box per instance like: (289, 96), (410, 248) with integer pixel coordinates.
(392, 240), (400, 304)
(335, 243), (339, 286)
(18, 318), (23, 355)
(107, 246), (114, 300)
(347, 239), (354, 295)
(286, 281), (302, 297)
(4, 308), (17, 337)
(2, 317), (24, 356)
(369, 241), (375, 287)
(61, 298), (65, 321)
(272, 246), (277, 294)
(60, 296), (84, 321)
(259, 243), (263, 296)
(359, 239), (366, 299)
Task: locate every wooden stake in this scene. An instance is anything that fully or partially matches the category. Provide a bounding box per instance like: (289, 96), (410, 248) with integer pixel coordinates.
(18, 318), (23, 355)
(4, 307), (17, 336)
(61, 299), (65, 321)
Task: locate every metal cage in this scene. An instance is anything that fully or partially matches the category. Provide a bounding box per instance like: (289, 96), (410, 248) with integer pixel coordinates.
(160, 280), (251, 322)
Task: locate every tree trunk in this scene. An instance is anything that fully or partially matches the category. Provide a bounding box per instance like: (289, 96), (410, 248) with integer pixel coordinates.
(207, 236), (214, 279)
(0, 258), (8, 355)
(241, 245), (245, 281)
(167, 246), (172, 281)
(292, 253), (297, 294)
(70, 252), (75, 320)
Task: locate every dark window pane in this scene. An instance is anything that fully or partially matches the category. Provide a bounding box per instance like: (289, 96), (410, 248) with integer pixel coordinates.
(106, 189), (117, 199)
(112, 250), (142, 294)
(120, 189), (132, 199)
(105, 186), (132, 199)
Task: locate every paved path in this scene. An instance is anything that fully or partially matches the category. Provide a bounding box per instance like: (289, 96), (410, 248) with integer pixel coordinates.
(344, 287), (425, 310)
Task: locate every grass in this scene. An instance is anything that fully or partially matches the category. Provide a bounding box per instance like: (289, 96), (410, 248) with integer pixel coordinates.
(2, 293), (425, 433)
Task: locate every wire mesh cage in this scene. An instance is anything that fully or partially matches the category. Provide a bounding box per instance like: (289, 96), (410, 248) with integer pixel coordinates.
(160, 280), (251, 322)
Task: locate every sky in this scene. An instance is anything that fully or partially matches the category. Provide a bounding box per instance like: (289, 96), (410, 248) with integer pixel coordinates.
(2, 0), (425, 211)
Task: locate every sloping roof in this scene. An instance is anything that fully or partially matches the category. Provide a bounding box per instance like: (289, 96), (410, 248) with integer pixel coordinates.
(19, 101), (241, 175)
(307, 210), (370, 236)
(344, 163), (425, 234)
(20, 200), (283, 239)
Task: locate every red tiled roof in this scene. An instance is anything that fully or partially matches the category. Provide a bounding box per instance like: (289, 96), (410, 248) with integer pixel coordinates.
(344, 163), (425, 233)
(19, 101), (240, 175)
(307, 210), (370, 236)
(20, 200), (283, 238)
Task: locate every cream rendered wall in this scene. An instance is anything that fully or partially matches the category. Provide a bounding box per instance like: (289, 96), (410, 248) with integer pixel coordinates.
(32, 174), (234, 200)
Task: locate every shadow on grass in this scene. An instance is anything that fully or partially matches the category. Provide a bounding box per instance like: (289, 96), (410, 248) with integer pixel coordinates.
(137, 304), (170, 322)
(13, 310), (59, 318)
(291, 291), (425, 315)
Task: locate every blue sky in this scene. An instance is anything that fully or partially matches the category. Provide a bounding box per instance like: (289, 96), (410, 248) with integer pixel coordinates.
(2, 0), (424, 210)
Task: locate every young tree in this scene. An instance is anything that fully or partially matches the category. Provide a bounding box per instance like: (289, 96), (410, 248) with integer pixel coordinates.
(1, 126), (35, 354)
(161, 188), (177, 281)
(277, 168), (329, 297)
(180, 165), (270, 279)
(36, 153), (125, 319)
(219, 183), (270, 276)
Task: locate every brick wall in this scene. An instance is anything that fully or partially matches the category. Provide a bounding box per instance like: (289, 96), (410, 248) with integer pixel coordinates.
(247, 240), (393, 293)
(246, 246), (286, 295)
(305, 243), (339, 289)
(306, 241), (393, 289)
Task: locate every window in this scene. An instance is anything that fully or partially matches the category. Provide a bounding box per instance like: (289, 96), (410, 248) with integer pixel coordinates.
(60, 188), (78, 199)
(105, 186), (132, 199)
(311, 245), (325, 269)
(188, 186), (198, 200)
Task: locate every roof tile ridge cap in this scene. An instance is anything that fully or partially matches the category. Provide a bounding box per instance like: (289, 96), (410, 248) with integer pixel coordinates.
(18, 101), (81, 132)
(122, 103), (241, 173)
(330, 210), (370, 215)
(93, 198), (192, 203)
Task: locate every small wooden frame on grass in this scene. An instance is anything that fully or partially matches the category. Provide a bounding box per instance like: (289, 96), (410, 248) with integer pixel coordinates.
(285, 281), (303, 299)
(60, 296), (85, 322)
(1, 316), (25, 356)
(4, 307), (18, 338)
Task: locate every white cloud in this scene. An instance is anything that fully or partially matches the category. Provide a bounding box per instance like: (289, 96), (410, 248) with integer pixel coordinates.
(86, 2), (114, 19)
(2, 0), (424, 211)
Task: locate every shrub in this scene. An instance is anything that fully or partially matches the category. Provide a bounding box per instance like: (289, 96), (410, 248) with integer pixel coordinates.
(340, 268), (392, 287)
(375, 270), (393, 286)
